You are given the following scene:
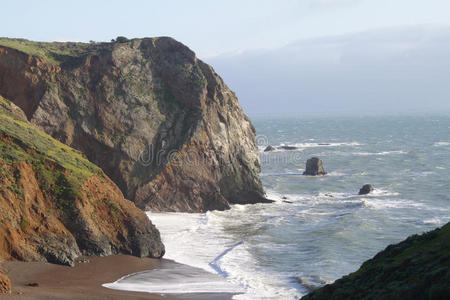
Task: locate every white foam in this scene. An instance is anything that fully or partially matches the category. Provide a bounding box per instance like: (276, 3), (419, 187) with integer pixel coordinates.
(366, 188), (400, 197)
(291, 142), (361, 148)
(122, 210), (303, 299)
(103, 263), (242, 294)
(433, 141), (450, 147)
(145, 211), (225, 273)
(325, 171), (346, 177)
(353, 150), (407, 156)
(363, 198), (425, 210)
(259, 141), (361, 153)
(423, 217), (445, 225)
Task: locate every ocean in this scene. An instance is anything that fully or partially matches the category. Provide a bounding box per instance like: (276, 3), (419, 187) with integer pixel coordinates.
(105, 115), (450, 299)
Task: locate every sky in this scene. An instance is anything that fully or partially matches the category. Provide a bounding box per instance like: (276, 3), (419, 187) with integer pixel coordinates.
(2, 0), (450, 116)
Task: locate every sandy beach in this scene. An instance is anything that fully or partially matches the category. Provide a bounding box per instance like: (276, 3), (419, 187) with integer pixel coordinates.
(1, 255), (236, 300)
(1, 255), (173, 299)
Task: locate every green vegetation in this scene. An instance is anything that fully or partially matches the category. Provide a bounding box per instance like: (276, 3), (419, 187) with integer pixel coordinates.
(302, 223), (450, 300)
(20, 217), (30, 230)
(0, 95), (103, 210)
(53, 174), (78, 213)
(0, 37), (112, 65)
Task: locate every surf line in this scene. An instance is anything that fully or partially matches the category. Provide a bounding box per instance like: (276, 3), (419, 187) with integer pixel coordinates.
(208, 240), (244, 277)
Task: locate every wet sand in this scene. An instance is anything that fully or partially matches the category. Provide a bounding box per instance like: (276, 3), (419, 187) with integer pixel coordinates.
(1, 255), (234, 300)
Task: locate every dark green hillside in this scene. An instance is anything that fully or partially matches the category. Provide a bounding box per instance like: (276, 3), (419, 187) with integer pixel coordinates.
(302, 222), (450, 300)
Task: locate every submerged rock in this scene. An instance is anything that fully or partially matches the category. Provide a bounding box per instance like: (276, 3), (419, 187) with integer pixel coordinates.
(303, 157), (327, 176)
(264, 145), (276, 152)
(359, 184), (374, 195)
(0, 37), (267, 212)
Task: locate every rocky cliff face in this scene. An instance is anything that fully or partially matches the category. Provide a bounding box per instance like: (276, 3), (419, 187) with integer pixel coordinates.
(0, 95), (164, 266)
(0, 37), (268, 212)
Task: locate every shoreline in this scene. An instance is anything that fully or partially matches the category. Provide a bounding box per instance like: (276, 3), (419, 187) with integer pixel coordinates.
(1, 255), (235, 300)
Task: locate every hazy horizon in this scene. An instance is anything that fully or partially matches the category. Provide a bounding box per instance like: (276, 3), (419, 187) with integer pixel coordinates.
(207, 24), (450, 117)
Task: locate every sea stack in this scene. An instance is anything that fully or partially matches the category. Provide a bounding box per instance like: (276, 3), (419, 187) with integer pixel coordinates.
(303, 157), (327, 176)
(359, 184), (374, 195)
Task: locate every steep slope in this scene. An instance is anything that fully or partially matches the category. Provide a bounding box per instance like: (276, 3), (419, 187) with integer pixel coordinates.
(0, 37), (268, 212)
(302, 222), (450, 300)
(0, 95), (164, 267)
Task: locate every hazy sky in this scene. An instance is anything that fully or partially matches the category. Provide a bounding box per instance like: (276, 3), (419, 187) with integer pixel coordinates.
(2, 0), (450, 116)
(2, 0), (449, 57)
(208, 25), (450, 116)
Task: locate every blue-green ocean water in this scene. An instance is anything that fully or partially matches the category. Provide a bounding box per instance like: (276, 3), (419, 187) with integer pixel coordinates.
(108, 115), (450, 299)
(251, 115), (450, 296)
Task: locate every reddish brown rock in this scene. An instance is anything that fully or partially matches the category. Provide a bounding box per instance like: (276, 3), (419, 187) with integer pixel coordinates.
(0, 273), (11, 294)
(0, 96), (164, 266)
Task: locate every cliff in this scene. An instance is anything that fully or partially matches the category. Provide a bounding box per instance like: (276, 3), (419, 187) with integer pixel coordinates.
(0, 37), (268, 212)
(302, 222), (450, 300)
(0, 95), (164, 267)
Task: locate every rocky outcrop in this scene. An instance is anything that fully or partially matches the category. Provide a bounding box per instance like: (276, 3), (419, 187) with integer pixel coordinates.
(303, 157), (327, 176)
(302, 222), (450, 300)
(0, 95), (164, 266)
(358, 184), (374, 195)
(0, 273), (11, 294)
(0, 37), (267, 212)
(264, 145), (276, 152)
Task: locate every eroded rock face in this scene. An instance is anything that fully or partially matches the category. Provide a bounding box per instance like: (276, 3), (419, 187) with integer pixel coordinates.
(0, 37), (267, 212)
(303, 157), (327, 176)
(0, 96), (164, 266)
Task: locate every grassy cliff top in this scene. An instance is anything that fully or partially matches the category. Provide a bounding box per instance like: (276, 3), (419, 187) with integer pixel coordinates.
(0, 95), (101, 182)
(0, 37), (112, 64)
(302, 222), (450, 300)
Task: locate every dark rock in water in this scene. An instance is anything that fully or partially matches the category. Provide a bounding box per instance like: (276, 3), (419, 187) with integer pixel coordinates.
(283, 200), (293, 204)
(318, 143), (330, 146)
(359, 184), (374, 195)
(303, 157), (327, 176)
(282, 196), (288, 199)
(279, 145), (298, 150)
(264, 145), (276, 152)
